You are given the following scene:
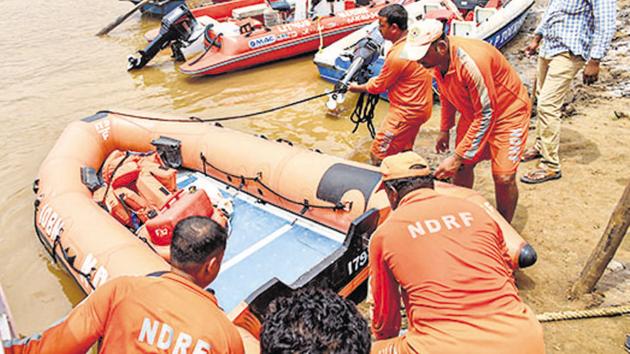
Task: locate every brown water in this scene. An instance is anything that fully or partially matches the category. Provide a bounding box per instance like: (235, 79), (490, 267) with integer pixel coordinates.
(0, 0), (406, 334)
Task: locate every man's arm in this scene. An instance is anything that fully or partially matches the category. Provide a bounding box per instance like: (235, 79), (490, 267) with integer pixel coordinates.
(440, 94), (457, 133)
(436, 94), (456, 153)
(349, 54), (406, 95)
(3, 280), (117, 354)
(533, 0), (554, 37)
(453, 57), (497, 162)
(589, 0), (616, 60)
(584, 0), (616, 84)
(369, 231), (402, 340)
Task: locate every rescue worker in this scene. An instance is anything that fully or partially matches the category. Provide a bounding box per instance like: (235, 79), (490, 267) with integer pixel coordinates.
(369, 151), (545, 354)
(3, 216), (253, 354)
(348, 4), (433, 166)
(400, 19), (531, 222)
(260, 287), (371, 353)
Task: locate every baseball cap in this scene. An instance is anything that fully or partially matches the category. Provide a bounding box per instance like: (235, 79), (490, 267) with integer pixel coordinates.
(377, 152), (432, 190)
(399, 19), (444, 61)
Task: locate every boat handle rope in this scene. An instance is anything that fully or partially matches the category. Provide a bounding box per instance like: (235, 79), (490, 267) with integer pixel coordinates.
(200, 153), (352, 214)
(103, 88), (342, 124)
(188, 29), (223, 67)
(51, 236), (96, 290)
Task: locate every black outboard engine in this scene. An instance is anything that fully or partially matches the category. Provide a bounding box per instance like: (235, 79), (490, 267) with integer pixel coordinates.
(127, 4), (197, 71)
(326, 34), (383, 111)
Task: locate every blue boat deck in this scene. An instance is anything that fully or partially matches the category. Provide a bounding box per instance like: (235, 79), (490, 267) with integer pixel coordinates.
(176, 171), (345, 313)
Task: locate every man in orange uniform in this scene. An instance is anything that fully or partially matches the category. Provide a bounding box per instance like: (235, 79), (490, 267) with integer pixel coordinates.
(348, 4), (433, 166)
(401, 19), (531, 222)
(3, 216), (251, 354)
(369, 152), (544, 354)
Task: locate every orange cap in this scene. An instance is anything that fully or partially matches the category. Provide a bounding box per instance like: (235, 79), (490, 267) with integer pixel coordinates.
(399, 19), (444, 61)
(380, 151), (432, 182)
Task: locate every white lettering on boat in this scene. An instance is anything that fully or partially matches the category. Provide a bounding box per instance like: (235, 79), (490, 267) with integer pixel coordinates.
(277, 20), (311, 32)
(38, 204), (64, 240)
(407, 212), (474, 238)
(336, 7), (378, 23)
(95, 120), (111, 141)
(138, 317), (213, 353)
(248, 34), (277, 49)
(81, 253), (109, 288)
(347, 250), (368, 275)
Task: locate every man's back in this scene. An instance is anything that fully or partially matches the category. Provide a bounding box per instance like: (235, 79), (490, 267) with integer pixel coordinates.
(366, 37), (433, 121)
(435, 36), (530, 122)
(4, 272), (244, 354)
(103, 273), (243, 353)
(371, 189), (543, 353)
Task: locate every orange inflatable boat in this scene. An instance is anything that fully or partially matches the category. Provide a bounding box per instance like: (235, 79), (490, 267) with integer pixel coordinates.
(33, 110), (536, 337)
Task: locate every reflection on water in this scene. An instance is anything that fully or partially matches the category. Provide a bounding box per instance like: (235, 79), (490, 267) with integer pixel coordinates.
(0, 0), (445, 335)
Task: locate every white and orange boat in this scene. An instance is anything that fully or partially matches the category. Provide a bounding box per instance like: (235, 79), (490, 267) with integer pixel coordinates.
(128, 0), (404, 75)
(33, 111), (537, 337)
(0, 284), (16, 343)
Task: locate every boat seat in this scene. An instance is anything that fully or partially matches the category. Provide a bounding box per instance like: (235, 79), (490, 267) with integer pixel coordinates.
(197, 15), (221, 28)
(422, 3), (445, 18)
(232, 3), (269, 20)
(424, 8), (458, 22)
(450, 20), (475, 37)
(270, 0), (291, 12)
(451, 0), (489, 10)
(474, 7), (497, 24)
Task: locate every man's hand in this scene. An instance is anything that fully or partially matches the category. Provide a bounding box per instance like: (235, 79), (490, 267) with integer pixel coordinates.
(435, 131), (450, 153)
(434, 154), (462, 179)
(348, 83), (366, 93)
(524, 35), (542, 56)
(583, 59), (600, 85)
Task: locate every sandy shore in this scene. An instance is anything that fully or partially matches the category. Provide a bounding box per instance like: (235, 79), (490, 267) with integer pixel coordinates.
(359, 1), (630, 352)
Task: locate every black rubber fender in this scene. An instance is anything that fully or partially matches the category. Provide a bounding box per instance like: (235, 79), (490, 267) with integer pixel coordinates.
(518, 244), (538, 268)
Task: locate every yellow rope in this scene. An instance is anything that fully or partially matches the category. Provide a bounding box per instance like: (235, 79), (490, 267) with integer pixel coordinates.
(537, 305), (630, 323)
(317, 17), (324, 53)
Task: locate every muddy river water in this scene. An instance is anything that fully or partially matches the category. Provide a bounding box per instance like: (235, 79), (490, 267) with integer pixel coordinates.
(0, 0), (404, 333)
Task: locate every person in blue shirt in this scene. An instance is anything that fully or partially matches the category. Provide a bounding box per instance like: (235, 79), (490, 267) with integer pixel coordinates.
(520, 0), (616, 184)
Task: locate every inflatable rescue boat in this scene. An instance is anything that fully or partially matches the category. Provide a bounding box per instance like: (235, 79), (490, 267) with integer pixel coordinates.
(33, 111), (537, 337)
(128, 0), (408, 75)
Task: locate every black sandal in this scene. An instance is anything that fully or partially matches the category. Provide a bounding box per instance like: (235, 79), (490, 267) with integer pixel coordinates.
(520, 169), (562, 184)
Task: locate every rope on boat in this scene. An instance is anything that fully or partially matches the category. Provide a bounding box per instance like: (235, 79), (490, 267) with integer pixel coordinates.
(350, 92), (379, 139)
(103, 89), (341, 124)
(199, 153), (352, 214)
(536, 305), (630, 323)
(317, 17), (324, 53)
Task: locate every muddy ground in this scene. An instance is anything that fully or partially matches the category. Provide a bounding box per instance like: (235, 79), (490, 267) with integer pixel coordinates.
(358, 1), (630, 352)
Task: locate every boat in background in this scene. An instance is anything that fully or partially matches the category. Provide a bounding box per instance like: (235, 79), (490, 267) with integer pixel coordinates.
(314, 0), (534, 87)
(33, 111), (536, 338)
(0, 284), (16, 344)
(128, 0), (410, 75)
(130, 0), (186, 17)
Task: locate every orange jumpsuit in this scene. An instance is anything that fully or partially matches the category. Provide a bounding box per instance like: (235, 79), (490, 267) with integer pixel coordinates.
(3, 272), (245, 354)
(436, 37), (531, 175)
(369, 189), (544, 354)
(366, 36), (433, 160)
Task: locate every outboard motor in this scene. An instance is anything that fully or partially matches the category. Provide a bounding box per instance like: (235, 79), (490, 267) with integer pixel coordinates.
(326, 31), (384, 138)
(326, 35), (383, 111)
(127, 4), (197, 71)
